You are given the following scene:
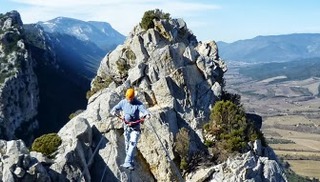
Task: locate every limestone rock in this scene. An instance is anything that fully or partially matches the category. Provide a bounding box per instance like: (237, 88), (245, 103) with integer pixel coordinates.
(187, 144), (288, 182)
(0, 140), (50, 182)
(0, 11), (39, 142)
(49, 117), (93, 181)
(0, 12), (287, 182)
(88, 16), (227, 181)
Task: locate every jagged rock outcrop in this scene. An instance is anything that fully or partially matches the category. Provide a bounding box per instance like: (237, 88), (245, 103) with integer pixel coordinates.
(0, 11), (287, 182)
(86, 16), (227, 181)
(42, 15), (285, 182)
(186, 140), (287, 182)
(0, 139), (50, 181)
(0, 11), (39, 141)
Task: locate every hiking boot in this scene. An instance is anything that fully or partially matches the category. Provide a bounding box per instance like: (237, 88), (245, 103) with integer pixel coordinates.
(121, 163), (134, 170)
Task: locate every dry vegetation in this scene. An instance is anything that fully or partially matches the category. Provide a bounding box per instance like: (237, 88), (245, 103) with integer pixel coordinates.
(287, 160), (320, 179)
(225, 63), (320, 180)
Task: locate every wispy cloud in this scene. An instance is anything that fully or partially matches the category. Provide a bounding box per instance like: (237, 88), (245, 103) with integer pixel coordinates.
(5, 0), (320, 42)
(10, 0), (219, 9)
(9, 0), (220, 38)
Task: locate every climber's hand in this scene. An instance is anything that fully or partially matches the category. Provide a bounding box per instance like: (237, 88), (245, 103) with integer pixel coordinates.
(110, 110), (116, 116)
(144, 114), (150, 119)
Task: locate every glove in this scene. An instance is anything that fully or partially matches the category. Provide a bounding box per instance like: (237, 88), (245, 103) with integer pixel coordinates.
(144, 114), (151, 119)
(110, 110), (116, 116)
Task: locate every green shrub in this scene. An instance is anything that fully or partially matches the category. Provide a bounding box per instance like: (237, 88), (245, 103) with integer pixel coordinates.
(4, 32), (21, 54)
(221, 90), (242, 106)
(69, 109), (84, 120)
(140, 9), (171, 30)
(180, 158), (188, 170)
(31, 133), (62, 157)
(210, 100), (247, 140)
(116, 58), (130, 77)
(204, 100), (266, 153)
(86, 75), (113, 99)
(174, 127), (190, 170)
(204, 140), (214, 147)
(203, 123), (210, 132)
(124, 48), (136, 61)
(0, 71), (15, 84)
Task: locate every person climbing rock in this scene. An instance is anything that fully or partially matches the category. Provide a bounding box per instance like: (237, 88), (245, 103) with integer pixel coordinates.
(110, 88), (150, 170)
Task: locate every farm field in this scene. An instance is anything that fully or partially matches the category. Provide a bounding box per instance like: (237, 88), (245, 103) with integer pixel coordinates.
(225, 64), (320, 180)
(286, 160), (320, 179)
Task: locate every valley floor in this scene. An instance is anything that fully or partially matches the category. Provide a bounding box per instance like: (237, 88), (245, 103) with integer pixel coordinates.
(225, 64), (320, 180)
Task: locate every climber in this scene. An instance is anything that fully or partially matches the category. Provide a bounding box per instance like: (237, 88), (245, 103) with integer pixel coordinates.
(110, 88), (150, 170)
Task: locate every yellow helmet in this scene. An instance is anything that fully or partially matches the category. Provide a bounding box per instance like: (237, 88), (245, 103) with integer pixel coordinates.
(125, 88), (135, 99)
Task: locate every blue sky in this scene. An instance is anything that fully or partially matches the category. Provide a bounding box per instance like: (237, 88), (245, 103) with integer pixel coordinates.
(1, 0), (319, 43)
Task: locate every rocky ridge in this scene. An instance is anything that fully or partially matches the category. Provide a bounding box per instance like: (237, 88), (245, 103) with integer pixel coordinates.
(0, 12), (287, 182)
(0, 11), (39, 141)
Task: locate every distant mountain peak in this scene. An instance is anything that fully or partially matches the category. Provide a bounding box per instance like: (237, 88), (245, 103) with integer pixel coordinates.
(217, 33), (320, 63)
(37, 17), (125, 50)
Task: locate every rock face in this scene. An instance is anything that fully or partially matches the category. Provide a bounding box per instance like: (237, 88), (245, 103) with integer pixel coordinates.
(186, 141), (287, 182)
(0, 139), (51, 182)
(0, 12), (287, 182)
(87, 16), (227, 181)
(0, 11), (39, 141)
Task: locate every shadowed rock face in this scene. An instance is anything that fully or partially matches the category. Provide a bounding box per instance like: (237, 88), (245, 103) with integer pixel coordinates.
(0, 11), (39, 141)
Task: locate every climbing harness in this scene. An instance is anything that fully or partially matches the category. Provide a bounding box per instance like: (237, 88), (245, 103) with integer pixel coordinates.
(115, 114), (145, 126)
(115, 109), (184, 181)
(82, 112), (184, 182)
(114, 114), (142, 181)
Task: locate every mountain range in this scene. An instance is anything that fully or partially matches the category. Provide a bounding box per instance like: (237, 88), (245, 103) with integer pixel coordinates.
(2, 10), (320, 142)
(26, 17), (125, 136)
(0, 10), (288, 182)
(217, 33), (320, 63)
(2, 9), (317, 181)
(239, 57), (320, 82)
(35, 17), (125, 83)
(38, 17), (125, 52)
(0, 11), (125, 140)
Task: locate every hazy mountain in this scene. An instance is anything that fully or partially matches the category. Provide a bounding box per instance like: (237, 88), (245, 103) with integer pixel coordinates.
(239, 57), (320, 83)
(38, 17), (125, 51)
(33, 17), (125, 85)
(22, 17), (125, 136)
(23, 24), (88, 136)
(218, 33), (320, 63)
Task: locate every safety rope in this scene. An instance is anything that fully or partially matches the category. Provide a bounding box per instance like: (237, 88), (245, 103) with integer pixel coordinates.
(82, 112), (183, 181)
(98, 118), (123, 182)
(99, 128), (116, 182)
(80, 118), (114, 181)
(99, 165), (107, 182)
(146, 117), (185, 182)
(80, 133), (104, 181)
(99, 117), (135, 182)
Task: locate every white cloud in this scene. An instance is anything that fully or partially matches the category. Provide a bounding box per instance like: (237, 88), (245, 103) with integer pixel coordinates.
(10, 0), (220, 38)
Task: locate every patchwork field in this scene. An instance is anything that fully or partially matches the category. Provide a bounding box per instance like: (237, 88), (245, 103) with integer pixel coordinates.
(225, 64), (320, 180)
(286, 160), (320, 179)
